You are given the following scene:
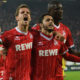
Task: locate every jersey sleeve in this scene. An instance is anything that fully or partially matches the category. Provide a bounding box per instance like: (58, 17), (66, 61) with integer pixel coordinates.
(59, 43), (68, 55)
(31, 24), (40, 31)
(30, 29), (39, 38)
(62, 52), (80, 62)
(65, 28), (74, 49)
(0, 32), (11, 49)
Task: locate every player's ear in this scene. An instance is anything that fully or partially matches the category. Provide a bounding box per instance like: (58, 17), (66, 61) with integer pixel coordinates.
(15, 16), (19, 21)
(29, 15), (31, 22)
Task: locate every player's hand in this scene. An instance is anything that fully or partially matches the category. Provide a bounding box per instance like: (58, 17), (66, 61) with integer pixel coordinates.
(0, 47), (5, 59)
(0, 47), (7, 56)
(53, 31), (65, 42)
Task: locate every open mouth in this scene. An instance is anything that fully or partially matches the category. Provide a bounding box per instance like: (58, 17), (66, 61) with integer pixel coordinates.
(49, 24), (54, 27)
(24, 17), (28, 21)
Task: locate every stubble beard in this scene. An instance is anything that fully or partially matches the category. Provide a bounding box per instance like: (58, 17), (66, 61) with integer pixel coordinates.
(43, 25), (53, 33)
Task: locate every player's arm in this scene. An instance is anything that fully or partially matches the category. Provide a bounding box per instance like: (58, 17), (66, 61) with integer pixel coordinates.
(60, 43), (80, 62)
(65, 27), (80, 56)
(31, 24), (40, 31)
(0, 42), (7, 57)
(68, 47), (80, 57)
(0, 32), (8, 56)
(62, 52), (80, 62)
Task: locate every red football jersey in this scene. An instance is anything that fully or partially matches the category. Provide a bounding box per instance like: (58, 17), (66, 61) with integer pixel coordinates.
(1, 27), (33, 80)
(51, 23), (80, 77)
(31, 31), (68, 80)
(32, 23), (74, 48)
(32, 24), (40, 31)
(0, 45), (5, 80)
(53, 23), (74, 77)
(53, 23), (74, 48)
(32, 23), (74, 77)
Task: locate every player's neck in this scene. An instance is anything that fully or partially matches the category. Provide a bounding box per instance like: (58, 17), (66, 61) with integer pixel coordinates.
(41, 29), (53, 36)
(54, 20), (60, 26)
(17, 25), (28, 33)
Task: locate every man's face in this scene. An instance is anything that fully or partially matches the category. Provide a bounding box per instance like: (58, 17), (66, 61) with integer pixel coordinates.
(41, 15), (54, 32)
(16, 8), (31, 26)
(49, 3), (63, 20)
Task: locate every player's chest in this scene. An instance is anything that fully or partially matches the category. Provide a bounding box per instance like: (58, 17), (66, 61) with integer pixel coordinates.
(9, 35), (33, 51)
(11, 35), (33, 45)
(34, 39), (61, 57)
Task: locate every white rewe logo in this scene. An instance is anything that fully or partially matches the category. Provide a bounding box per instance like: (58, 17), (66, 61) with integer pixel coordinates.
(39, 49), (58, 56)
(15, 42), (32, 51)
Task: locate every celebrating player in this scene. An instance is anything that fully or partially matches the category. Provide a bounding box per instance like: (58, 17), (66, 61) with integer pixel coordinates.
(0, 4), (33, 80)
(0, 4), (68, 80)
(31, 13), (80, 80)
(32, 1), (80, 80)
(48, 1), (80, 80)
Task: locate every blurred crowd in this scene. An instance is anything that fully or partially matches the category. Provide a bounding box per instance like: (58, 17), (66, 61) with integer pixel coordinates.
(0, 0), (80, 50)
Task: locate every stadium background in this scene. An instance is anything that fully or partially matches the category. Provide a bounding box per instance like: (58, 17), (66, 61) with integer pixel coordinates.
(0, 0), (80, 80)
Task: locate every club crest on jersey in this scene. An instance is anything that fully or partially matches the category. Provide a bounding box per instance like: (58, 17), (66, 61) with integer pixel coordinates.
(30, 33), (33, 39)
(54, 40), (58, 46)
(62, 30), (66, 36)
(38, 42), (43, 45)
(15, 36), (20, 40)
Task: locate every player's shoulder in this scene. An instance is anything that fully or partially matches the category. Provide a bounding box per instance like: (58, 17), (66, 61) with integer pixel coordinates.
(29, 30), (40, 41)
(31, 23), (40, 30)
(60, 23), (71, 31)
(32, 23), (40, 28)
(29, 29), (40, 36)
(60, 23), (68, 28)
(3, 28), (16, 34)
(1, 28), (16, 38)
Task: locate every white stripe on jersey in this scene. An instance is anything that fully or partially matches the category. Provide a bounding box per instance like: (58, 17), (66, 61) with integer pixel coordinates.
(15, 27), (28, 35)
(54, 24), (60, 29)
(63, 49), (69, 54)
(40, 33), (53, 41)
(69, 44), (75, 49)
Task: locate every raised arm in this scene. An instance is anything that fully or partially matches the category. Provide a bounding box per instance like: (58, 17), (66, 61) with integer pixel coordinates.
(62, 52), (80, 62)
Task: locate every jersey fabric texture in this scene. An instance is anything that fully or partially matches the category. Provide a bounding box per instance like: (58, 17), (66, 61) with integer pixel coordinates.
(31, 23), (80, 80)
(1, 27), (33, 80)
(31, 30), (68, 80)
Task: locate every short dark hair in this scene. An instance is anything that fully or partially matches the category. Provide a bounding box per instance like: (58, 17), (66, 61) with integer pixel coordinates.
(48, 0), (61, 12)
(15, 4), (30, 17)
(39, 13), (52, 23)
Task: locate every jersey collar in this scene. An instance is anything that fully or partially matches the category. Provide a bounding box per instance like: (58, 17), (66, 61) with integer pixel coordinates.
(54, 24), (60, 29)
(15, 27), (28, 35)
(40, 32), (53, 41)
